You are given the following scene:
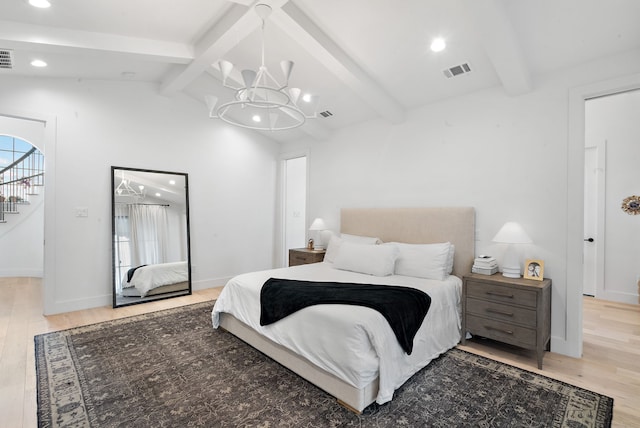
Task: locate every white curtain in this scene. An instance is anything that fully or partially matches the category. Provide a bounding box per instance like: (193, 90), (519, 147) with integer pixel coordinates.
(114, 204), (169, 293)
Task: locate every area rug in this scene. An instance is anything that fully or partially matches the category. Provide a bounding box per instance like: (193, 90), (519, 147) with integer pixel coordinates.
(35, 301), (613, 427)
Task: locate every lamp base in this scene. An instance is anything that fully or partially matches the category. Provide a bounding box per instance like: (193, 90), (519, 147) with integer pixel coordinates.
(501, 266), (521, 278)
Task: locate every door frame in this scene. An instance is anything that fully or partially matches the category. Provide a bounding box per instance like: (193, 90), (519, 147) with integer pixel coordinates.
(276, 149), (309, 268)
(567, 72), (640, 358)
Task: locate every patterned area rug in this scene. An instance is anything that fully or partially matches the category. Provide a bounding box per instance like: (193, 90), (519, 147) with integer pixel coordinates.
(35, 301), (613, 427)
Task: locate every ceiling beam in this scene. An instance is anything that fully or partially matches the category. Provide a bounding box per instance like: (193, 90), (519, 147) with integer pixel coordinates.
(272, 2), (406, 125)
(463, 0), (532, 96)
(0, 20), (193, 63)
(160, 0), (291, 96)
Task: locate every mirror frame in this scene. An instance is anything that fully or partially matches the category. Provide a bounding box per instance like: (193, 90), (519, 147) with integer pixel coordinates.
(111, 166), (192, 308)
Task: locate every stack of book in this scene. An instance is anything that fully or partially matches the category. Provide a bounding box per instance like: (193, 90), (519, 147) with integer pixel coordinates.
(472, 255), (498, 275)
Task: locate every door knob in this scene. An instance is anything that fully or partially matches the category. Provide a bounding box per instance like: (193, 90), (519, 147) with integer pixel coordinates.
(584, 238), (594, 242)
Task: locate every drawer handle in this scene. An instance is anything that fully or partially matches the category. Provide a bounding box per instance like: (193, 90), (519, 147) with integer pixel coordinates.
(486, 308), (514, 317)
(485, 326), (514, 335)
(486, 291), (514, 298)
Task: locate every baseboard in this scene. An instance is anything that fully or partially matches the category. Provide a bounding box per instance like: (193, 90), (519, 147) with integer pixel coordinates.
(0, 268), (43, 277)
(44, 294), (111, 316)
(191, 276), (231, 291)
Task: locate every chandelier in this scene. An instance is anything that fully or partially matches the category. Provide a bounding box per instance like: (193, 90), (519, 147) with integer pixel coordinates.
(206, 3), (318, 131)
(115, 171), (145, 201)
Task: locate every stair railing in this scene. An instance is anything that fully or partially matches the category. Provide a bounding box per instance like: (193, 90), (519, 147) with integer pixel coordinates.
(0, 147), (45, 223)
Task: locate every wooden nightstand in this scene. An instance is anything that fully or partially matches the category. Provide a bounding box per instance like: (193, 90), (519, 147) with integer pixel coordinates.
(288, 248), (326, 266)
(461, 273), (551, 369)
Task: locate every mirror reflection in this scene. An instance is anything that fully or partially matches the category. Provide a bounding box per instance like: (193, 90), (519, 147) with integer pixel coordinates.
(112, 166), (191, 307)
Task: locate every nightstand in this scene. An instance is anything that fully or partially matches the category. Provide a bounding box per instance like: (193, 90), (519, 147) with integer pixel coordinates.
(461, 273), (551, 369)
(288, 248), (326, 266)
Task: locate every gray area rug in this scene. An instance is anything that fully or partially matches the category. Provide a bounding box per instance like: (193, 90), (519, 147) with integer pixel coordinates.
(35, 301), (613, 427)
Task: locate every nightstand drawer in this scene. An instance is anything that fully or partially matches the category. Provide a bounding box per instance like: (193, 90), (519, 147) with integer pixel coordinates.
(288, 249), (325, 266)
(466, 297), (537, 327)
(466, 280), (537, 308)
(466, 314), (536, 348)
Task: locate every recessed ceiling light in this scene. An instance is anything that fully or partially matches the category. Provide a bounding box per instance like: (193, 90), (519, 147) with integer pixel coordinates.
(252, 115), (261, 123)
(302, 93), (312, 103)
(155, 192), (161, 197)
(169, 180), (176, 185)
(30, 59), (47, 67)
(29, 0), (51, 8)
(430, 37), (446, 53)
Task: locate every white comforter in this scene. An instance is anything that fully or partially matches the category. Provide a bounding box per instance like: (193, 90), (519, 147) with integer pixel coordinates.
(211, 262), (462, 405)
(125, 261), (188, 297)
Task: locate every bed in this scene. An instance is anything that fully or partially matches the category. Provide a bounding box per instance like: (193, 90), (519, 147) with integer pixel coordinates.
(121, 261), (189, 297)
(211, 207), (475, 412)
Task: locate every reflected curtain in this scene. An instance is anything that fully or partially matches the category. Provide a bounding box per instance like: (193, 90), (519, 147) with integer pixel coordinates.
(129, 204), (169, 266)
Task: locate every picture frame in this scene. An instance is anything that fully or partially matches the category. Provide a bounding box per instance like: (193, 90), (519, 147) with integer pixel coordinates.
(524, 259), (544, 281)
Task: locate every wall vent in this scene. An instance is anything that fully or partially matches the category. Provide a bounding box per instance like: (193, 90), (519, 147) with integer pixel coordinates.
(443, 62), (471, 78)
(0, 49), (14, 69)
(319, 110), (333, 118)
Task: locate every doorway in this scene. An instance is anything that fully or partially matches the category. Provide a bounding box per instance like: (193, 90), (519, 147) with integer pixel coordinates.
(583, 90), (640, 305)
(282, 155), (307, 266)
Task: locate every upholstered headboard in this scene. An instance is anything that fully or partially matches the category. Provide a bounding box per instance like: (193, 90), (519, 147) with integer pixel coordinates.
(340, 207), (475, 278)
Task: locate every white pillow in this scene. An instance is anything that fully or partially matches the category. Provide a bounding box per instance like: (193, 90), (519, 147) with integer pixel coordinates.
(447, 244), (455, 274)
(340, 233), (382, 245)
(333, 242), (399, 276)
(393, 242), (452, 280)
(324, 233), (381, 263)
(323, 235), (342, 263)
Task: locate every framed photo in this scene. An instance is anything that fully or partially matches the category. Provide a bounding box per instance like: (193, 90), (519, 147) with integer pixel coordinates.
(524, 259), (544, 281)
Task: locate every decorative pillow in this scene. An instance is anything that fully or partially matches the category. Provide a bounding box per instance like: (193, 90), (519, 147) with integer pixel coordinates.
(340, 233), (382, 245)
(333, 242), (399, 276)
(393, 242), (452, 280)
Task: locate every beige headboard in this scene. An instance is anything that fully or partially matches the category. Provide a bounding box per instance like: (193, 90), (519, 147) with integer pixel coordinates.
(340, 207), (475, 278)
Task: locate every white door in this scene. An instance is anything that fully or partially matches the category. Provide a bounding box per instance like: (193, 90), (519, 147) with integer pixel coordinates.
(583, 141), (605, 297)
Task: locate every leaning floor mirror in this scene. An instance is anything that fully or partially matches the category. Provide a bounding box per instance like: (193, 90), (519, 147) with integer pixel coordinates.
(111, 166), (191, 308)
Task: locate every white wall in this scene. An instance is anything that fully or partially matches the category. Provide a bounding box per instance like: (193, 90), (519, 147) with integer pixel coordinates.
(0, 76), (280, 314)
(586, 90), (640, 303)
(294, 48), (640, 357)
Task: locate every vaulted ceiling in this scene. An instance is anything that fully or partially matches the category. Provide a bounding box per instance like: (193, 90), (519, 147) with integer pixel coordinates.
(1, 0), (639, 142)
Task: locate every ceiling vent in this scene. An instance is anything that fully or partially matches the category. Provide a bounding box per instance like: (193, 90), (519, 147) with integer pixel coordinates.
(319, 110), (333, 118)
(0, 49), (14, 69)
(443, 62), (471, 78)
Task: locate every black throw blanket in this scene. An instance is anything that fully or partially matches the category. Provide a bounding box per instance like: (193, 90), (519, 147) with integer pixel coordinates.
(126, 264), (147, 283)
(260, 278), (432, 354)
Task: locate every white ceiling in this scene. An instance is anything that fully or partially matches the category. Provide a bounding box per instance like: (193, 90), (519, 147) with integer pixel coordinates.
(1, 0), (639, 142)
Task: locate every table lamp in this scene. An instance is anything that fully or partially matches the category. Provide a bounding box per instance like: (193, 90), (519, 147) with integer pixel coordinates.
(309, 218), (327, 250)
(492, 221), (532, 278)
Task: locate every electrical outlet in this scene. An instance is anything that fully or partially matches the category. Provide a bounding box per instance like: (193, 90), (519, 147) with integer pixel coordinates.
(74, 207), (88, 217)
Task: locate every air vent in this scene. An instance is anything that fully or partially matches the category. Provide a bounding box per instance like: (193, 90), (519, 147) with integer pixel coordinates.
(319, 110), (333, 118)
(443, 62), (471, 78)
(0, 49), (13, 69)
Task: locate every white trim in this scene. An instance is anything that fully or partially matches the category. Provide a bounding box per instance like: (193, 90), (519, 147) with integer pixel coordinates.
(564, 72), (640, 358)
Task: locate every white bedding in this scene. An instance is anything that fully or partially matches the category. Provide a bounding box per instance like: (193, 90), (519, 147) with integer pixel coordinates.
(123, 261), (188, 297)
(211, 262), (462, 405)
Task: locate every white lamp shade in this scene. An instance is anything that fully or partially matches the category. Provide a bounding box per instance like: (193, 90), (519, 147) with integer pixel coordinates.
(309, 218), (327, 231)
(492, 222), (532, 244)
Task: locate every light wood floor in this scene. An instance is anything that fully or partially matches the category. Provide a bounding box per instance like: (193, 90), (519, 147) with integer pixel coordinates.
(1, 278), (638, 427)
